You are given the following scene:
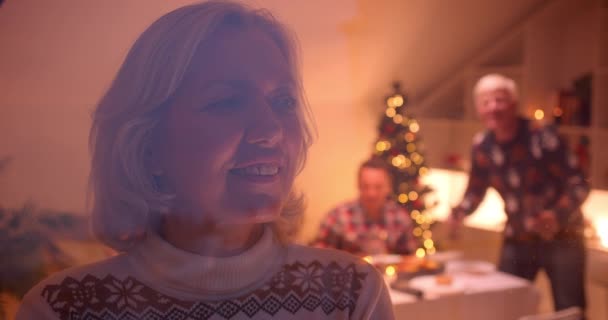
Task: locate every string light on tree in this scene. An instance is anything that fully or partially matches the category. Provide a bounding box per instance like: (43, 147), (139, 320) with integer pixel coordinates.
(370, 81), (438, 257)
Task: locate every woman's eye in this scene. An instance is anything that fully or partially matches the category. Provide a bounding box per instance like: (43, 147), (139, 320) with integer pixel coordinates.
(204, 96), (243, 111)
(271, 94), (297, 111)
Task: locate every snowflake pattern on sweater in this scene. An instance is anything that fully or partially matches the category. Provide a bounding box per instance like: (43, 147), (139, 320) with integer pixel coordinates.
(41, 261), (368, 320)
(453, 118), (589, 241)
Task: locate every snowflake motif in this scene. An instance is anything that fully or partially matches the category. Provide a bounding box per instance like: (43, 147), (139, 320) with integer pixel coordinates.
(42, 263), (368, 319)
(531, 136), (542, 159)
(270, 271), (287, 289)
(491, 146), (504, 166)
(104, 278), (147, 309)
(68, 280), (99, 307)
(505, 195), (519, 213)
(541, 130), (559, 151)
(507, 168), (520, 188)
(339, 273), (353, 291)
(292, 264), (324, 292)
(327, 267), (354, 293)
(568, 153), (579, 168)
(157, 293), (170, 305)
(473, 132), (486, 146)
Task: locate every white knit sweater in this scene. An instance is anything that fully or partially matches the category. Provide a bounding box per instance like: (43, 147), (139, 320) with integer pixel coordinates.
(16, 227), (395, 319)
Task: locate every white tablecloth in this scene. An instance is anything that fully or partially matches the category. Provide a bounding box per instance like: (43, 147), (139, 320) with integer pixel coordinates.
(390, 270), (540, 320)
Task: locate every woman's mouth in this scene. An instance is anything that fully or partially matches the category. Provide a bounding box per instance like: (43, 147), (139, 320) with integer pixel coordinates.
(230, 164), (280, 176)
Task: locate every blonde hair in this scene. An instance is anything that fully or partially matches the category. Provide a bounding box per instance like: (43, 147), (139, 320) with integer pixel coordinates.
(89, 1), (315, 251)
(473, 73), (519, 103)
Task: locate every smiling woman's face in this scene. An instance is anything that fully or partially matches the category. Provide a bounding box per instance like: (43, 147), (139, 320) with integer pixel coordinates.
(154, 26), (302, 226)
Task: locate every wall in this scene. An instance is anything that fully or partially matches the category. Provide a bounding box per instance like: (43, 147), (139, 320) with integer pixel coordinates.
(0, 0), (550, 241)
(0, 0), (366, 221)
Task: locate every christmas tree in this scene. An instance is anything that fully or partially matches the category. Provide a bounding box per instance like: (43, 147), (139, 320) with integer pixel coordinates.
(372, 82), (436, 258)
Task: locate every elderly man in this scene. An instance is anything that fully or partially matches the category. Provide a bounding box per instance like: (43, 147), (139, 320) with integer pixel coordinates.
(450, 74), (589, 312)
(313, 158), (416, 255)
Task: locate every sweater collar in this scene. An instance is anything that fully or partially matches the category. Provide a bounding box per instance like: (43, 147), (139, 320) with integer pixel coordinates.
(128, 225), (286, 296)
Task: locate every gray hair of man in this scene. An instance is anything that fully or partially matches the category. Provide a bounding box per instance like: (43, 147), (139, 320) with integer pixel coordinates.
(473, 73), (519, 103)
(89, 0), (316, 251)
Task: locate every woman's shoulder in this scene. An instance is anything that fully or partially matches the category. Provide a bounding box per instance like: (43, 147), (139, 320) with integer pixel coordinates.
(282, 244), (394, 319)
(285, 244), (384, 286)
(287, 244), (366, 264)
(34, 253), (130, 288)
(16, 254), (131, 320)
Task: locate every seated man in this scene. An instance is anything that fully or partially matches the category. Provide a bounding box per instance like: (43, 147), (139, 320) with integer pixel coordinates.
(313, 158), (416, 255)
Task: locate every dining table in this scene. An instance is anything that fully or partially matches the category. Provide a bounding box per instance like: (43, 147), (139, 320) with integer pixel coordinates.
(381, 256), (541, 320)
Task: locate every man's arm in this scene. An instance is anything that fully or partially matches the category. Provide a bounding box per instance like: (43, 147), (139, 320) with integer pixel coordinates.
(539, 126), (590, 228)
(452, 142), (491, 220)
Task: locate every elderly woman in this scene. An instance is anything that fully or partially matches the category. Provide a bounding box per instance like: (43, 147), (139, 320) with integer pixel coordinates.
(16, 1), (394, 319)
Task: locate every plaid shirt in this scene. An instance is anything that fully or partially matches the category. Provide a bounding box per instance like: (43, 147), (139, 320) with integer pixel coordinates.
(453, 118), (589, 242)
(313, 200), (416, 255)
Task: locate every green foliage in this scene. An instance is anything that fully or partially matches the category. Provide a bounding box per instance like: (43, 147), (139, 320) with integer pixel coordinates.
(0, 204), (76, 298)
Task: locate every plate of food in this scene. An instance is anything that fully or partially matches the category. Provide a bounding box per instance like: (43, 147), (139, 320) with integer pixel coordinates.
(366, 254), (403, 266)
(408, 274), (466, 297)
(445, 260), (495, 275)
(395, 256), (445, 280)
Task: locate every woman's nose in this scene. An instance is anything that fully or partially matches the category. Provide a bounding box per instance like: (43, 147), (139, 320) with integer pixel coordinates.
(245, 98), (283, 147)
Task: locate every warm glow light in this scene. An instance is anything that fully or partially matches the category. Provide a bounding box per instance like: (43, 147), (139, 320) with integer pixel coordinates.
(411, 210), (420, 218)
(416, 216), (425, 224)
(392, 155), (405, 167)
(376, 140), (391, 152)
(427, 247), (436, 255)
(402, 158), (412, 168)
(385, 265), (396, 277)
(597, 218), (608, 248)
(406, 143), (416, 153)
(415, 248), (426, 258)
(405, 132), (415, 142)
(413, 227), (422, 237)
(393, 114), (403, 124)
(409, 122), (420, 133)
(362, 256), (373, 264)
(424, 239), (434, 249)
(386, 97), (395, 108)
(423, 230), (432, 239)
(534, 109), (545, 120)
(393, 95), (404, 107)
(419, 167), (429, 176)
(553, 107), (563, 117)
(411, 153), (422, 164)
(398, 193), (409, 203)
(408, 191), (419, 201)
(386, 108), (397, 117)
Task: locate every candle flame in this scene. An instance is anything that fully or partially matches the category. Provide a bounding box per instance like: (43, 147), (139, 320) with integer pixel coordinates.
(385, 265), (396, 277)
(597, 219), (608, 248)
